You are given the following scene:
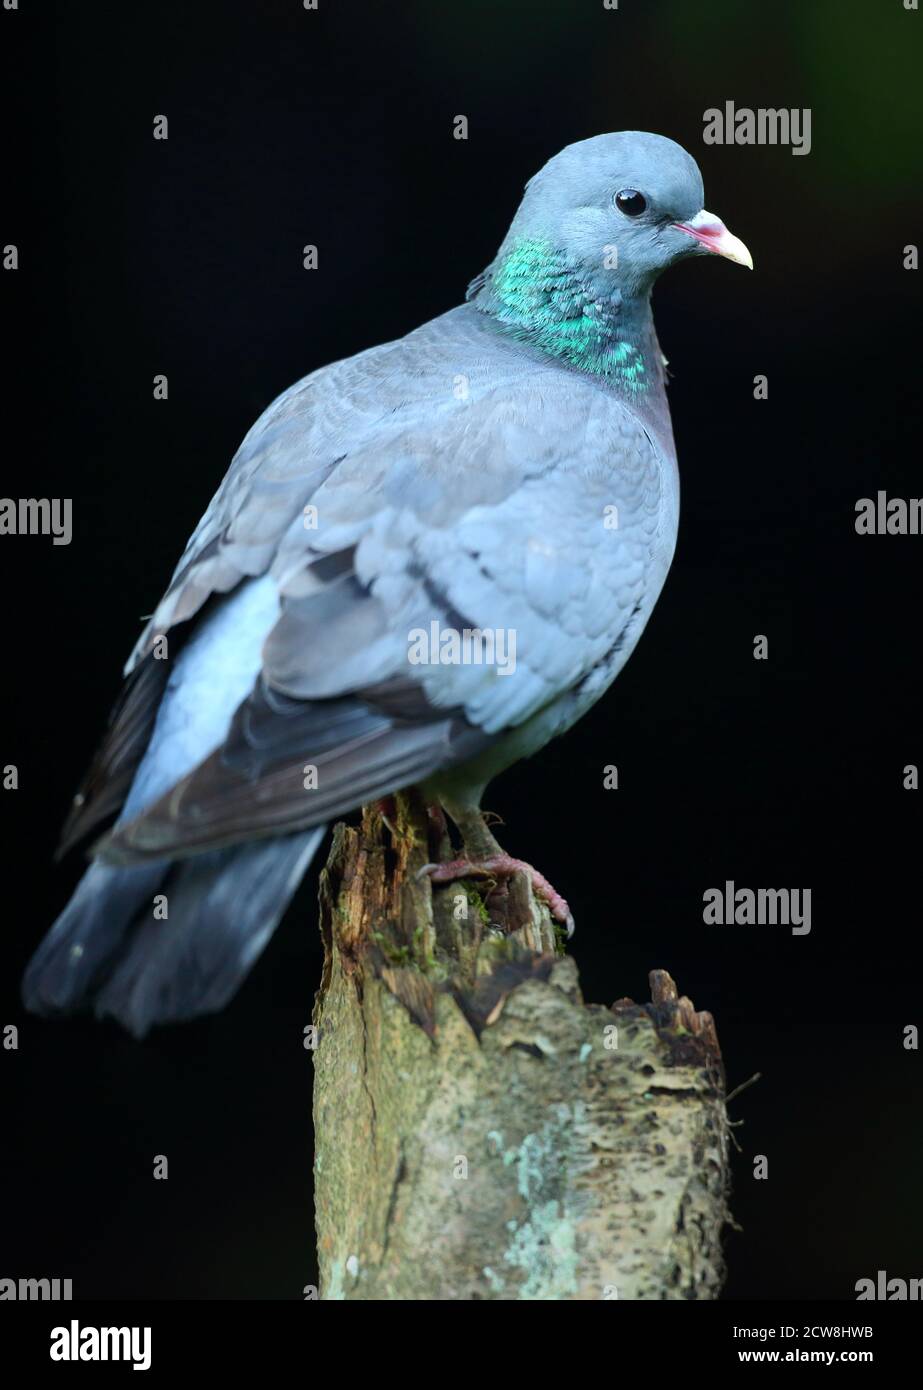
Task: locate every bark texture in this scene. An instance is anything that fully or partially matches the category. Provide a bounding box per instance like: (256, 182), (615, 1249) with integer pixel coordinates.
(312, 794), (730, 1300)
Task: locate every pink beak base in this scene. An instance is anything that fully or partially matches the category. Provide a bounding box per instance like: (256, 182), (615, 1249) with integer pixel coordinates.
(672, 210), (754, 269)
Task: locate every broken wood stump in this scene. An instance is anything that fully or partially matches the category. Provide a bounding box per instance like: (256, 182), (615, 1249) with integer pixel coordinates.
(312, 793), (730, 1300)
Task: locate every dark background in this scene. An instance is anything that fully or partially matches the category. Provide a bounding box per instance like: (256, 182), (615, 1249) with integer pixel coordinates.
(1, 0), (920, 1301)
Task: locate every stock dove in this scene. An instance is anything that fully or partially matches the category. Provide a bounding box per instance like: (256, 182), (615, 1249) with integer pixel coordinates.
(23, 131), (752, 1036)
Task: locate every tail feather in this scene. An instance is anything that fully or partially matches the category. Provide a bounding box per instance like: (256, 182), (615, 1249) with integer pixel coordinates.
(22, 859), (170, 1018)
(22, 827), (326, 1038)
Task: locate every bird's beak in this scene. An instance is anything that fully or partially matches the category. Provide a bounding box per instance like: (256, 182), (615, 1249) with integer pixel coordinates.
(671, 209), (754, 269)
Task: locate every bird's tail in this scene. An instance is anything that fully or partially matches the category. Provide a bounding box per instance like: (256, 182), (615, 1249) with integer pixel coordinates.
(21, 827), (326, 1038)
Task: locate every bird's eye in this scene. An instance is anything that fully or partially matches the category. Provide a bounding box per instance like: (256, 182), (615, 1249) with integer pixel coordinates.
(615, 189), (647, 217)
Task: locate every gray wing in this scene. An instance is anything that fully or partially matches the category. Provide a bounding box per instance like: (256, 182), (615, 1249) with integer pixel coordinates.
(71, 306), (667, 861)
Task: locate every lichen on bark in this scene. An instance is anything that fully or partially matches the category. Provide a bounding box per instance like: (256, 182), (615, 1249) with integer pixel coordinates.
(312, 793), (730, 1300)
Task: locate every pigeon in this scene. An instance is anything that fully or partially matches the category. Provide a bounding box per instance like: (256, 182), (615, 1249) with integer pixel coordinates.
(22, 131), (752, 1037)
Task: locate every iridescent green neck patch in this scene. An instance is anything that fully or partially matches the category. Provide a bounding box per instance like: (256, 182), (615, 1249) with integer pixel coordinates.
(475, 238), (649, 392)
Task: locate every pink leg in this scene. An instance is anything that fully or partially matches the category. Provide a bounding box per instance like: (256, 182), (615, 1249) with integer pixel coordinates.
(419, 853), (574, 937)
(373, 796), (398, 838)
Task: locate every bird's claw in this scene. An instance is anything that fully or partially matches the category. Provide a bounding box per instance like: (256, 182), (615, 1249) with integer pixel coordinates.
(417, 855), (575, 937)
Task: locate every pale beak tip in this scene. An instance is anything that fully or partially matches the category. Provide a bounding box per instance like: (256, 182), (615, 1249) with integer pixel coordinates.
(734, 238), (755, 271)
(709, 228), (754, 271)
(675, 210), (754, 271)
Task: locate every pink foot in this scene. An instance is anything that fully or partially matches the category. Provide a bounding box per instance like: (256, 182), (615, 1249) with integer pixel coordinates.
(373, 797), (398, 837)
(418, 854), (574, 937)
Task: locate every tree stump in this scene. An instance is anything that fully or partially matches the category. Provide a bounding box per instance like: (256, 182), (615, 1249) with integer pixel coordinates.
(312, 793), (730, 1300)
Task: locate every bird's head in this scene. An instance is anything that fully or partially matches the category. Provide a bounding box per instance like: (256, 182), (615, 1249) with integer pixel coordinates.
(487, 130), (752, 304)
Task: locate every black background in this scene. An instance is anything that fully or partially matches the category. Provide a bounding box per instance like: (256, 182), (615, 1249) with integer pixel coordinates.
(1, 0), (920, 1301)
